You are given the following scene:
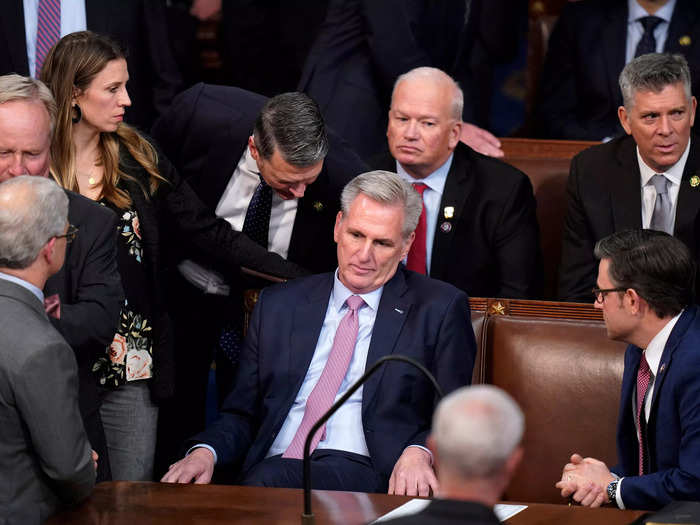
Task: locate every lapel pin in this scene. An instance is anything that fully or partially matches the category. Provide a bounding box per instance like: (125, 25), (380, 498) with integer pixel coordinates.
(440, 221), (452, 233)
(690, 175), (700, 188)
(394, 308), (404, 314)
(312, 201), (324, 212)
(659, 363), (666, 374)
(679, 35), (692, 47)
(443, 206), (454, 219)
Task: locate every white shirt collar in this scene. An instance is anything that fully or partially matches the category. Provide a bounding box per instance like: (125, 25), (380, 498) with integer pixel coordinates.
(0, 271), (44, 303)
(395, 153), (453, 195)
(644, 310), (683, 375)
(637, 138), (691, 187)
(331, 269), (383, 313)
(628, 0), (676, 23)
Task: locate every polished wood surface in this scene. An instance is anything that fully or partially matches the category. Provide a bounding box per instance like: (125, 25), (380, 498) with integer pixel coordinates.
(47, 482), (647, 524)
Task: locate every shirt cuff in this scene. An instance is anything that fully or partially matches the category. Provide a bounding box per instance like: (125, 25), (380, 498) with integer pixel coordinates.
(406, 444), (433, 466)
(187, 444), (218, 464)
(615, 477), (625, 509)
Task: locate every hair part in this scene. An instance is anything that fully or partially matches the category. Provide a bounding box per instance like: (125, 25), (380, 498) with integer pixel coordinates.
(0, 74), (57, 136)
(619, 53), (692, 109)
(432, 385), (524, 480)
(594, 229), (695, 318)
(253, 92), (329, 167)
(392, 66), (464, 120)
(40, 31), (165, 209)
(340, 170), (422, 238)
(0, 176), (68, 269)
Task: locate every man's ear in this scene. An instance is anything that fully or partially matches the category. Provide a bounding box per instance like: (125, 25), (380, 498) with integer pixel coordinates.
(42, 237), (57, 265)
(248, 136), (259, 162)
(401, 231), (415, 260)
(505, 445), (524, 480)
(625, 288), (643, 315)
(618, 106), (632, 135)
(448, 120), (462, 149)
(333, 211), (343, 243)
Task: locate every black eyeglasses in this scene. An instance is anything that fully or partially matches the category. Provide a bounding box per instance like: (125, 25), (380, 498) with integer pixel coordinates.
(55, 224), (79, 244)
(591, 287), (626, 303)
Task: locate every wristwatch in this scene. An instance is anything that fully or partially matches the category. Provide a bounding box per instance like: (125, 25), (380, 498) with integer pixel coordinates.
(606, 479), (619, 507)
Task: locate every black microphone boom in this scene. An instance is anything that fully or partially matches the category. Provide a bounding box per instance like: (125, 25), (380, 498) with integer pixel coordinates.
(301, 354), (444, 524)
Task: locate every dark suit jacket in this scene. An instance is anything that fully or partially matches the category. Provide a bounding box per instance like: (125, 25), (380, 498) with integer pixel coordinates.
(381, 499), (500, 525)
(559, 135), (700, 302)
(188, 267), (475, 488)
(151, 82), (368, 273)
(536, 0), (700, 140)
(298, 0), (476, 162)
(0, 0), (182, 131)
(611, 305), (700, 510)
(373, 143), (543, 298)
(0, 279), (94, 523)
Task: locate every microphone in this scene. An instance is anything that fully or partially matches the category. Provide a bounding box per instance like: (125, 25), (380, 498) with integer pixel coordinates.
(301, 354), (444, 524)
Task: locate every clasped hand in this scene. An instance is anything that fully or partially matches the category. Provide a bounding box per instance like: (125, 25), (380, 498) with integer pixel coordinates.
(554, 453), (615, 508)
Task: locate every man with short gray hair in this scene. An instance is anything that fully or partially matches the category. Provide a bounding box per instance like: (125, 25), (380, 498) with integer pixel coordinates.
(382, 385), (524, 524)
(560, 53), (700, 302)
(0, 176), (95, 523)
(162, 170), (475, 496)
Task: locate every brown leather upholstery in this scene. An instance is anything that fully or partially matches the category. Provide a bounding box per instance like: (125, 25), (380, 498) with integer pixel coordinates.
(480, 315), (627, 503)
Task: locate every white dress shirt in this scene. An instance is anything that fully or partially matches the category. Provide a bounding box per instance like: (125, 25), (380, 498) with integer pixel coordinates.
(615, 310), (682, 509)
(23, 0), (87, 78)
(625, 0), (677, 65)
(395, 154), (453, 274)
(0, 272), (44, 303)
(638, 139), (689, 232)
(178, 145), (298, 295)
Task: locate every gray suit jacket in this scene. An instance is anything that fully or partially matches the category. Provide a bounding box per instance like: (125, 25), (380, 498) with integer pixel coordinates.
(0, 279), (94, 524)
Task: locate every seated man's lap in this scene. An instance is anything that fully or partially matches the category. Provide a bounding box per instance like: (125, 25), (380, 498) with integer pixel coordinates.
(242, 449), (383, 493)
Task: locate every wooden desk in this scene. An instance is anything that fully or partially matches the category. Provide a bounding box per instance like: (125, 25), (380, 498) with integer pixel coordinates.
(47, 482), (647, 524)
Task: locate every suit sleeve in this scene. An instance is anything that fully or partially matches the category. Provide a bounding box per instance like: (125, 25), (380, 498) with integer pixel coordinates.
(558, 154), (598, 302)
(15, 340), (95, 504)
(493, 171), (543, 298)
(157, 156), (310, 280)
(49, 206), (123, 363)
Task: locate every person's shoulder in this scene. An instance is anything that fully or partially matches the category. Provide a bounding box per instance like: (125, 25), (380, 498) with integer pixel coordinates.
(65, 189), (116, 222)
(456, 142), (529, 185)
(402, 268), (467, 302)
(260, 272), (333, 300)
(573, 135), (631, 166)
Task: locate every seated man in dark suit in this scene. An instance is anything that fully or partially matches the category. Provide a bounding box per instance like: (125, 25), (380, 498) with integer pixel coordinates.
(559, 53), (699, 302)
(161, 170), (476, 496)
(556, 230), (700, 510)
(537, 0), (700, 140)
(0, 176), (96, 523)
(151, 86), (368, 471)
(383, 385), (524, 525)
(0, 74), (122, 482)
(371, 67), (542, 298)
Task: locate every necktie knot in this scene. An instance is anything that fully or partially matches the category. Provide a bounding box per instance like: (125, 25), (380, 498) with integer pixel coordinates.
(412, 182), (428, 196)
(639, 15), (663, 33)
(650, 174), (669, 195)
(345, 295), (365, 312)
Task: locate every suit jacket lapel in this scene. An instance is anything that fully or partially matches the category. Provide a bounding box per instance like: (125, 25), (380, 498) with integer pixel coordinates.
(611, 137), (644, 230)
(361, 269), (410, 416)
(431, 145), (472, 280)
(673, 138), (700, 246)
(601, 3), (628, 110)
(2, 3), (29, 74)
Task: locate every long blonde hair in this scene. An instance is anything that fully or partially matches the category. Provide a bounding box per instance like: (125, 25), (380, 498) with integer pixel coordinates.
(40, 31), (165, 209)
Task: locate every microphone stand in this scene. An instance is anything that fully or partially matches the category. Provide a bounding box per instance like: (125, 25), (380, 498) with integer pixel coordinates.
(301, 354), (444, 524)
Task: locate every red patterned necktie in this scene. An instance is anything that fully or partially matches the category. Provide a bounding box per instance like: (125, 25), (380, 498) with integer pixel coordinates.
(44, 293), (61, 319)
(282, 295), (365, 459)
(636, 353), (652, 475)
(406, 183), (428, 274)
(36, 0), (61, 76)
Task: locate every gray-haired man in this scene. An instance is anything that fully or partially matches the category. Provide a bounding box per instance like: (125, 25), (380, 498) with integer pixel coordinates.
(0, 176), (96, 523)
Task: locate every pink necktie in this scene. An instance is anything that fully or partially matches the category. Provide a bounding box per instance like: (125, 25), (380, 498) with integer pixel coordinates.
(44, 293), (61, 319)
(406, 183), (427, 274)
(283, 295), (365, 459)
(36, 0), (61, 76)
(636, 353), (652, 475)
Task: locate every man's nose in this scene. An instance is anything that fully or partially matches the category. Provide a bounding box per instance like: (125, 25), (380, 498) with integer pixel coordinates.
(289, 183), (307, 198)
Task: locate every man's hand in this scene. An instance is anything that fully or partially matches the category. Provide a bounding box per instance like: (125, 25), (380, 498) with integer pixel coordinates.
(190, 0), (221, 21)
(460, 122), (504, 158)
(388, 447), (437, 497)
(554, 453), (615, 507)
(160, 447), (215, 484)
(91, 450), (98, 472)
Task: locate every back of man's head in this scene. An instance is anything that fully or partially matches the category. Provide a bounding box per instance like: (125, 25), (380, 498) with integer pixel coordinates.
(430, 385), (524, 501)
(0, 176), (67, 270)
(253, 92), (329, 166)
(619, 53), (692, 109)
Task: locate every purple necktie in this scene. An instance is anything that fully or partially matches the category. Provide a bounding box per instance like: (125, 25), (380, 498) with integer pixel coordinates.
(36, 0), (61, 76)
(637, 353), (652, 475)
(282, 295), (365, 459)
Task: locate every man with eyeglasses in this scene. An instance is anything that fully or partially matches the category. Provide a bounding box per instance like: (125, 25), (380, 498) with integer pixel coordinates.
(0, 73), (123, 482)
(0, 176), (96, 523)
(556, 229), (700, 511)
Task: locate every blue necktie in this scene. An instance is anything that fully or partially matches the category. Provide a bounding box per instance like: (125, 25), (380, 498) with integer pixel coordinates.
(635, 16), (663, 58)
(242, 176), (273, 248)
